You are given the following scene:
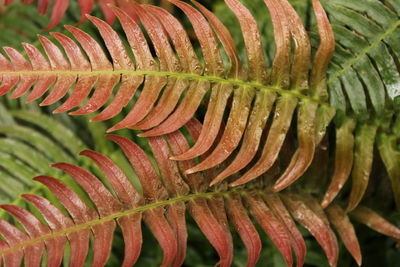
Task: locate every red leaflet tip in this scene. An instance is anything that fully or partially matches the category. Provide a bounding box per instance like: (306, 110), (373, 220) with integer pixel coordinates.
(64, 25), (74, 31)
(107, 124), (124, 133)
(209, 175), (226, 187)
(139, 126), (172, 137)
(9, 95), (19, 99)
(105, 134), (122, 142)
(21, 194), (33, 199)
(32, 175), (52, 183)
(321, 199), (330, 209)
(106, 127), (118, 133)
(79, 150), (91, 157)
(228, 181), (240, 187)
(271, 184), (284, 192)
(89, 115), (104, 122)
(32, 176), (42, 182)
(184, 168), (196, 175)
(25, 96), (37, 103)
(209, 180), (218, 187)
(52, 108), (64, 114)
(39, 101), (49, 106)
(51, 163), (64, 169)
(78, 15), (88, 24)
(2, 46), (12, 51)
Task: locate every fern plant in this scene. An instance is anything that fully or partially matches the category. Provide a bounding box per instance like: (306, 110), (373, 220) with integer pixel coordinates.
(0, 107), (85, 204)
(0, 0), (397, 208)
(1, 0), (332, 189)
(0, 0), (399, 266)
(0, 105), (141, 215)
(0, 120), (399, 267)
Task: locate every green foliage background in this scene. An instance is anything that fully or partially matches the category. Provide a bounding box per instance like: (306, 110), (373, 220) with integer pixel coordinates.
(0, 0), (399, 266)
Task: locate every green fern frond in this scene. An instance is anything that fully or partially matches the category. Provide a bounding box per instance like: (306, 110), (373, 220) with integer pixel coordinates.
(3, 0), (175, 30)
(324, 0), (400, 116)
(0, 107), (145, 216)
(0, 106), (88, 205)
(318, 0), (400, 210)
(0, 2), (52, 47)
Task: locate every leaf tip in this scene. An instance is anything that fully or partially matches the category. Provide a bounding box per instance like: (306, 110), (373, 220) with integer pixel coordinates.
(107, 124), (124, 133)
(105, 134), (124, 143)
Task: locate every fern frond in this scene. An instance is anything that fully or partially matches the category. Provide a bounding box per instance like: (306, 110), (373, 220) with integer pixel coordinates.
(325, 0), (400, 115)
(0, 0), (336, 193)
(0, 107), (88, 207)
(0, 106), (138, 219)
(0, 0), (399, 212)
(319, 0), (400, 210)
(208, 0), (400, 212)
(0, 122), (399, 267)
(0, 3), (49, 47)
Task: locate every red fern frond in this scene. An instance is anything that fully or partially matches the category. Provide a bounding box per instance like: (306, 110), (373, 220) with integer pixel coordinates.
(0, 0), (388, 210)
(0, 123), (398, 266)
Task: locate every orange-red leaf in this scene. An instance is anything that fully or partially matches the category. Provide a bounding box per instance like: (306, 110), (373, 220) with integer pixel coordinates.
(246, 192), (293, 266)
(170, 0), (225, 76)
(22, 194), (88, 267)
(213, 91), (276, 185)
(0, 220), (27, 267)
(226, 193), (261, 267)
(192, 0), (241, 78)
(50, 32), (97, 114)
(65, 25), (119, 115)
(282, 194), (338, 267)
(264, 193), (306, 267)
(3, 47), (36, 99)
(107, 134), (178, 267)
(321, 119), (356, 208)
(186, 86), (254, 174)
(326, 205), (362, 266)
(0, 204), (67, 267)
(224, 0), (268, 83)
(231, 96), (297, 187)
(37, 35), (76, 106)
(351, 206), (400, 240)
(21, 43), (56, 102)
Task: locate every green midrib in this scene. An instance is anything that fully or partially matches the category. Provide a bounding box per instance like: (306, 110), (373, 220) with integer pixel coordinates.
(2, 68), (396, 131)
(0, 188), (247, 256)
(0, 69), (329, 106)
(326, 8), (400, 85)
